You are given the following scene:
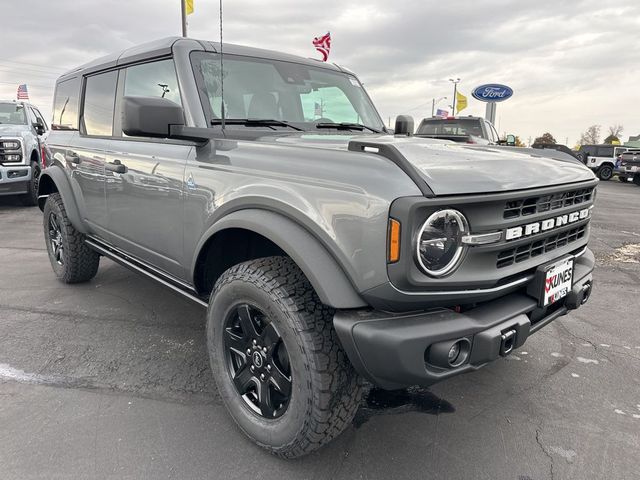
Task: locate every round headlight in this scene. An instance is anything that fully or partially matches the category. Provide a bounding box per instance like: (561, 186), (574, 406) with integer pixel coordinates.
(416, 209), (468, 277)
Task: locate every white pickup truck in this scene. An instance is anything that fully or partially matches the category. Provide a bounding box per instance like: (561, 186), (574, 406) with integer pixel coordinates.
(0, 100), (48, 205)
(576, 144), (630, 181)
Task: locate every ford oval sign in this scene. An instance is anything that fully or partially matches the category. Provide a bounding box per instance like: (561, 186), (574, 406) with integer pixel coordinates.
(472, 84), (513, 102)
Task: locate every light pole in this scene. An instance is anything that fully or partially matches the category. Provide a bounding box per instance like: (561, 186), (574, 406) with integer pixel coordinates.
(449, 78), (460, 115)
(431, 96), (448, 117)
(181, 0), (187, 37)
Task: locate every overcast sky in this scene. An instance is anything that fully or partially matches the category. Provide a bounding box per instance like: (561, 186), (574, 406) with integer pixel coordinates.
(2, 0), (639, 145)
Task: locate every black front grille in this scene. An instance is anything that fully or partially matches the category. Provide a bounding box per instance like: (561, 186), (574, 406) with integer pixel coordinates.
(0, 139), (22, 163)
(504, 188), (594, 219)
(497, 225), (587, 268)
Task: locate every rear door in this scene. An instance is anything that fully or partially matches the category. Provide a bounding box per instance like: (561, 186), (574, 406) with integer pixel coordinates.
(74, 70), (118, 233)
(105, 58), (190, 278)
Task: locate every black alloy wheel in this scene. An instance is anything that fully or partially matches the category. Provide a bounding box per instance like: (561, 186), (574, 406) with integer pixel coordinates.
(48, 212), (64, 266)
(223, 303), (292, 419)
(598, 165), (613, 181)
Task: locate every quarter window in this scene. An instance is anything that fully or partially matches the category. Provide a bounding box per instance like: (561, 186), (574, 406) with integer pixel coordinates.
(83, 71), (118, 136)
(124, 59), (182, 105)
(52, 77), (80, 130)
(596, 146), (613, 157)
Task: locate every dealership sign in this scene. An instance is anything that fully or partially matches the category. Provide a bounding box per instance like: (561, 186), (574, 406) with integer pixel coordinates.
(472, 84), (513, 102)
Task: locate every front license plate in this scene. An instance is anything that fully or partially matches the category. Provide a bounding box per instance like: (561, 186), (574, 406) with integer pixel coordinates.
(541, 257), (574, 306)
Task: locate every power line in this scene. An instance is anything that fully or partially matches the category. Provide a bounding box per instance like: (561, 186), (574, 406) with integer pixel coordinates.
(0, 59), (67, 72)
(0, 80), (54, 88)
(0, 67), (60, 79)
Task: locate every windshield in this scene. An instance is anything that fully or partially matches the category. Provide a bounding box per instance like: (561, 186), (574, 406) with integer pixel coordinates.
(0, 103), (27, 125)
(191, 52), (384, 132)
(417, 119), (482, 137)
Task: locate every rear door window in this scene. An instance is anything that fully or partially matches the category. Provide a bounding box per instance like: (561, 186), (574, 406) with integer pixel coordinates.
(82, 70), (118, 136)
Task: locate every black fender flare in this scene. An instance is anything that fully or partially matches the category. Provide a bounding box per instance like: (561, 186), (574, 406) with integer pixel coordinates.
(192, 209), (367, 309)
(37, 166), (88, 234)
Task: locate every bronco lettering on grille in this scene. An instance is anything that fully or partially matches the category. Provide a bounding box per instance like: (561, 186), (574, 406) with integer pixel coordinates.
(505, 208), (590, 241)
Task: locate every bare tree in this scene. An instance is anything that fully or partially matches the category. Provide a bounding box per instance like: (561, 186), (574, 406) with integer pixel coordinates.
(579, 125), (601, 145)
(604, 124), (624, 144)
(608, 124), (624, 137)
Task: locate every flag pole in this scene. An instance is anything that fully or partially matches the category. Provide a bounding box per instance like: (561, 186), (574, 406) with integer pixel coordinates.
(181, 0), (187, 37)
(219, 0), (225, 130)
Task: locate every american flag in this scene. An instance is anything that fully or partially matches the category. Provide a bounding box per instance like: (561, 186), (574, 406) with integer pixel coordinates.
(17, 84), (29, 100)
(312, 32), (331, 62)
(436, 108), (449, 118)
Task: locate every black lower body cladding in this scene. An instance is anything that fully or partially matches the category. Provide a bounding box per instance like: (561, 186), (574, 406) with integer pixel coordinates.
(334, 249), (595, 390)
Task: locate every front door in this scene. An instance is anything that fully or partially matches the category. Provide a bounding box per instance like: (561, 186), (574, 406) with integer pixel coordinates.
(104, 57), (189, 278)
(105, 140), (190, 277)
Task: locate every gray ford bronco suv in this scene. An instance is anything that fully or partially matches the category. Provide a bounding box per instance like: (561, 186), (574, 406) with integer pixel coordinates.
(0, 100), (48, 205)
(39, 37), (597, 457)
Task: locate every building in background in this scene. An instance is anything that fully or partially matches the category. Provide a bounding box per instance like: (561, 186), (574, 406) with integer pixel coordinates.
(625, 134), (640, 148)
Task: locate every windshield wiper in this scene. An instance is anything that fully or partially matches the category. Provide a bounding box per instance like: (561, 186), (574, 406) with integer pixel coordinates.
(315, 122), (382, 134)
(210, 118), (304, 131)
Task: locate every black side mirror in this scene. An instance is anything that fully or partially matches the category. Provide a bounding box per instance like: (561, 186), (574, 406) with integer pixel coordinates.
(122, 96), (185, 138)
(394, 115), (414, 136)
(122, 96), (212, 143)
(33, 121), (45, 136)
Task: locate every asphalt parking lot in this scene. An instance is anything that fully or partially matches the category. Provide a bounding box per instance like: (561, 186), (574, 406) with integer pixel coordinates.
(0, 180), (639, 480)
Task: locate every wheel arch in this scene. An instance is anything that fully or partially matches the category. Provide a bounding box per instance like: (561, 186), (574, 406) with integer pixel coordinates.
(37, 166), (87, 233)
(598, 161), (615, 168)
(192, 209), (367, 309)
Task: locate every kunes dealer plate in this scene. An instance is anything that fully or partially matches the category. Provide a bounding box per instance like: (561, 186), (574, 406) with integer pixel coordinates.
(528, 256), (574, 307)
(543, 257), (574, 306)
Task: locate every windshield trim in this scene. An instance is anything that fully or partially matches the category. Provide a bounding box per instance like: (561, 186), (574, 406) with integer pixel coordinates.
(190, 50), (387, 134)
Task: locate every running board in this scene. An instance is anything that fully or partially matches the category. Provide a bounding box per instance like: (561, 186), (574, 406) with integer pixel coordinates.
(85, 238), (208, 308)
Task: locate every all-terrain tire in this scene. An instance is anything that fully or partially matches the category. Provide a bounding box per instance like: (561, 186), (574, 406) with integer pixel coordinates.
(207, 256), (363, 458)
(43, 192), (100, 283)
(634, 173), (640, 186)
(19, 161), (40, 206)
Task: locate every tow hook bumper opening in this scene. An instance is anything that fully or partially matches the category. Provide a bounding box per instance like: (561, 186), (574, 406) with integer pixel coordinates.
(500, 329), (516, 356)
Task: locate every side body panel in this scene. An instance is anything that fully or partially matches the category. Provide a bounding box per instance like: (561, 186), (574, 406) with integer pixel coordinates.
(105, 140), (191, 278)
(182, 139), (422, 293)
(66, 135), (109, 233)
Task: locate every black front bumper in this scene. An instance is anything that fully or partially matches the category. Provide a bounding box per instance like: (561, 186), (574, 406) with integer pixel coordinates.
(334, 249), (595, 390)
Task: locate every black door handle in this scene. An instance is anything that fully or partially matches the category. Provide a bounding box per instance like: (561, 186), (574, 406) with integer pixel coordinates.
(106, 159), (127, 174)
(66, 151), (80, 164)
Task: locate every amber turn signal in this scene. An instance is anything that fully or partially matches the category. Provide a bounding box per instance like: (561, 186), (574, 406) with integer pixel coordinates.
(388, 219), (401, 263)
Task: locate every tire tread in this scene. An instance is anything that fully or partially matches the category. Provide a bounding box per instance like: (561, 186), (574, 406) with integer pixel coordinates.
(44, 193), (100, 283)
(211, 256), (362, 458)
